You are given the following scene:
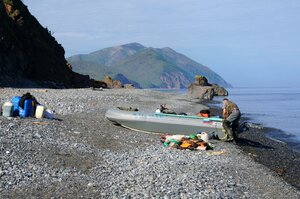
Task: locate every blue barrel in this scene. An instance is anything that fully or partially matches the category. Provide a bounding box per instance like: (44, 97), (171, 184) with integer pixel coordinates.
(11, 96), (21, 116)
(19, 99), (33, 118)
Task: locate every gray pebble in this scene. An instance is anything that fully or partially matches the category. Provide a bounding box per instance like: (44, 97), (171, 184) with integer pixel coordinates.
(0, 88), (299, 198)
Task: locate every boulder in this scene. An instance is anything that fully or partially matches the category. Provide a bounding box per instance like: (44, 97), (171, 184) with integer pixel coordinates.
(114, 73), (141, 88)
(90, 79), (107, 88)
(194, 75), (211, 86)
(123, 84), (135, 89)
(113, 80), (122, 89)
(103, 76), (113, 88)
(188, 84), (214, 100)
(212, 84), (228, 96)
(102, 75), (132, 89)
(188, 75), (229, 100)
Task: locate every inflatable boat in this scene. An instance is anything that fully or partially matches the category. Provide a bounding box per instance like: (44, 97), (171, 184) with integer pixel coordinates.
(105, 108), (226, 138)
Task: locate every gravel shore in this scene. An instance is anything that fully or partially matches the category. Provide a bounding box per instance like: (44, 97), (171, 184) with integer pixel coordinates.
(0, 88), (299, 198)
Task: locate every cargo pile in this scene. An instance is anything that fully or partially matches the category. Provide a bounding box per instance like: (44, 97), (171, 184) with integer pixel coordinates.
(160, 132), (213, 151)
(1, 93), (53, 119)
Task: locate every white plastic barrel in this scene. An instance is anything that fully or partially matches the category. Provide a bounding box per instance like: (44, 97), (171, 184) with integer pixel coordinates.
(35, 105), (45, 119)
(200, 132), (209, 143)
(2, 101), (13, 117)
(155, 109), (161, 113)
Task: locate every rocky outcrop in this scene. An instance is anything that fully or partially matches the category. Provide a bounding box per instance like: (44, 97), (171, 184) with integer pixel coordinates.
(114, 73), (141, 88)
(113, 80), (122, 89)
(194, 75), (211, 86)
(103, 75), (135, 89)
(90, 79), (107, 88)
(212, 84), (228, 96)
(103, 76), (114, 88)
(188, 85), (214, 100)
(0, 0), (90, 88)
(188, 76), (228, 100)
(123, 84), (135, 89)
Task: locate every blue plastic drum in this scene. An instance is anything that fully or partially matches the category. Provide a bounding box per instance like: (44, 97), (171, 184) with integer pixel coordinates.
(19, 99), (33, 118)
(11, 96), (21, 116)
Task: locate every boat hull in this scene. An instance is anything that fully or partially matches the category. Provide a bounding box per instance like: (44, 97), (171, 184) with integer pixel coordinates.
(105, 108), (226, 138)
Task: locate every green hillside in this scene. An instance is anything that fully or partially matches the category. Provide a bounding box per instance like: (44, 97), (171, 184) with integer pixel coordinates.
(67, 43), (231, 88)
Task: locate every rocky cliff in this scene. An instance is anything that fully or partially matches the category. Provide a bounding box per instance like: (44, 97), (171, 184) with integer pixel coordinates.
(0, 0), (90, 88)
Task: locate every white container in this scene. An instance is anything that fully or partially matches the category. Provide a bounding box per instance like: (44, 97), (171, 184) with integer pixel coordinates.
(35, 105), (45, 119)
(2, 101), (13, 117)
(200, 132), (209, 143)
(155, 109), (161, 114)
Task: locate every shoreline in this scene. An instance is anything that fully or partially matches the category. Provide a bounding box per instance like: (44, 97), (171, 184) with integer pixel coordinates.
(204, 101), (300, 190)
(1, 88), (299, 198)
(236, 126), (300, 190)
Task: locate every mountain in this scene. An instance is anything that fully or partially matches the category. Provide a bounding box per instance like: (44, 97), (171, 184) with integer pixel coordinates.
(0, 0), (90, 88)
(68, 43), (231, 88)
(68, 43), (146, 67)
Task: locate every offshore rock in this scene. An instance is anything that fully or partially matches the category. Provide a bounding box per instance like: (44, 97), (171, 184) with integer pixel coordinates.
(188, 76), (228, 100)
(194, 75), (211, 86)
(212, 84), (228, 96)
(188, 84), (214, 100)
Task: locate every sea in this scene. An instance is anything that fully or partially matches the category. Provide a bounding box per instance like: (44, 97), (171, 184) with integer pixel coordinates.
(157, 87), (300, 152)
(214, 87), (300, 151)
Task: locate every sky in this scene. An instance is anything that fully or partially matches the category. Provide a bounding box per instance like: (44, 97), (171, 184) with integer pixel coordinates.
(23, 0), (300, 87)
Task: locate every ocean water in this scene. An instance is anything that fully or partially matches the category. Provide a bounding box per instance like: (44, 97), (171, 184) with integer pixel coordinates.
(215, 87), (300, 150)
(155, 87), (300, 150)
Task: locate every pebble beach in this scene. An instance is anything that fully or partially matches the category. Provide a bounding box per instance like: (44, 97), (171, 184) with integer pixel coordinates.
(0, 88), (299, 198)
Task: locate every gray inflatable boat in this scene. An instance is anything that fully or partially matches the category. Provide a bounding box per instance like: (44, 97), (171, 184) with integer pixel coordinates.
(105, 108), (226, 138)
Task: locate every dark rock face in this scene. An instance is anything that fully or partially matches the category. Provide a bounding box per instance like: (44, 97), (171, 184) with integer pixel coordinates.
(103, 75), (134, 89)
(0, 0), (90, 88)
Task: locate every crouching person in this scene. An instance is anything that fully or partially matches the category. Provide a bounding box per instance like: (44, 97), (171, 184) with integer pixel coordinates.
(222, 98), (241, 142)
